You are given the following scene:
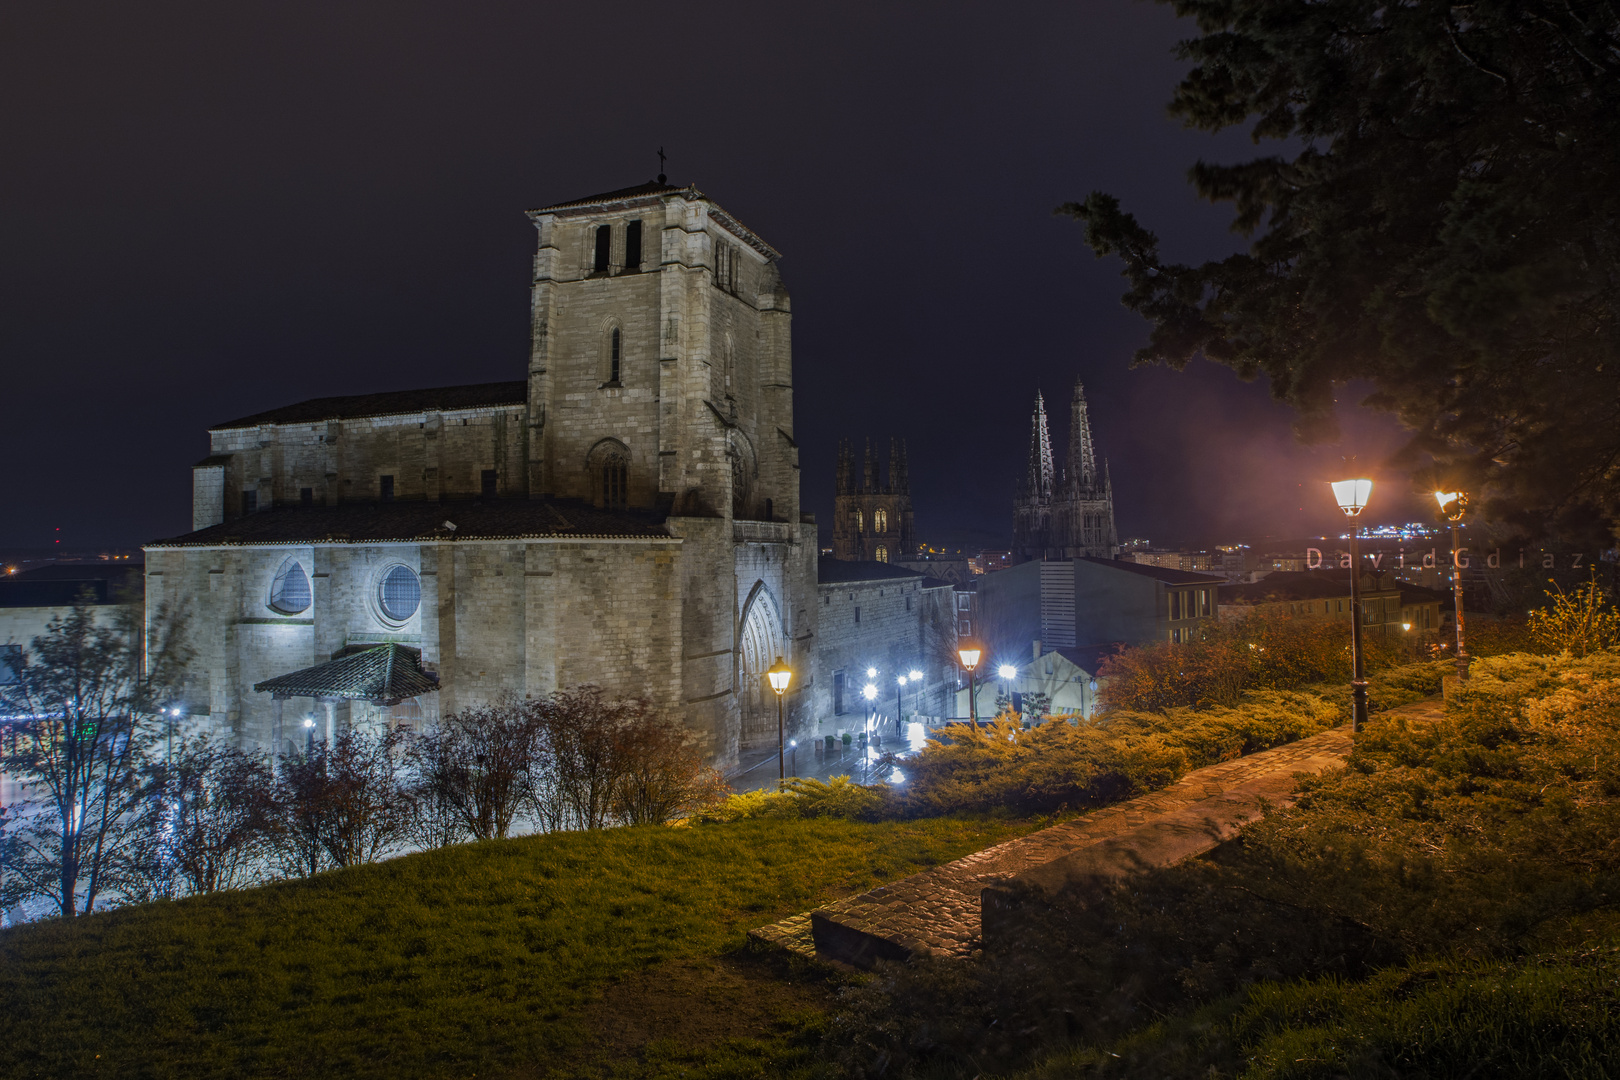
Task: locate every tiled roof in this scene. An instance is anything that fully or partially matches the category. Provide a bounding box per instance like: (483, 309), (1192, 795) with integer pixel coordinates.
(816, 556), (926, 585)
(146, 498), (673, 548)
(1075, 556), (1224, 585)
(529, 180), (685, 214)
(211, 381), (527, 430)
(254, 644), (439, 704)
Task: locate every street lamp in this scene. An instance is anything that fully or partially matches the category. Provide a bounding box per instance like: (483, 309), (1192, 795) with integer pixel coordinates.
(1330, 478), (1374, 732)
(997, 663), (1017, 719)
(1434, 490), (1470, 682)
(767, 656), (792, 781)
(957, 638), (983, 727)
(303, 716), (316, 757)
(896, 674), (908, 729)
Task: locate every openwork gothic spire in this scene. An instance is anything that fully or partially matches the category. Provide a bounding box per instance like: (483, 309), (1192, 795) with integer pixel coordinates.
(1028, 391), (1055, 498)
(1068, 378), (1097, 491)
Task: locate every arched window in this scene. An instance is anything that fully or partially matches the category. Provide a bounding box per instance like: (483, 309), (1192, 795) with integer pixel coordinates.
(855, 509), (864, 533)
(610, 327), (621, 383)
(378, 565), (421, 622)
(268, 557), (311, 615)
(603, 456), (627, 509)
(875, 508), (888, 534)
(875, 545), (889, 563)
(589, 439), (631, 510)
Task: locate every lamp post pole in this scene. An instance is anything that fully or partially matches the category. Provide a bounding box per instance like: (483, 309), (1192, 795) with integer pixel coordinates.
(1435, 491), (1470, 682)
(767, 657), (793, 783)
(895, 676), (906, 732)
(1348, 522), (1368, 734)
(1330, 478), (1374, 734)
(957, 639), (983, 728)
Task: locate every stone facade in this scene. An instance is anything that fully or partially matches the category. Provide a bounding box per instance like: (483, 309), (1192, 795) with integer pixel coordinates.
(831, 438), (915, 563)
(812, 557), (956, 726)
(147, 180), (820, 767)
(1013, 380), (1118, 561)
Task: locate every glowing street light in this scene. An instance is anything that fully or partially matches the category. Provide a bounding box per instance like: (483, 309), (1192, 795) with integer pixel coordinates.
(957, 637), (984, 727)
(1330, 477), (1374, 732)
(767, 656), (792, 781)
(1434, 489), (1470, 682)
(866, 666), (878, 679)
(895, 674), (908, 728)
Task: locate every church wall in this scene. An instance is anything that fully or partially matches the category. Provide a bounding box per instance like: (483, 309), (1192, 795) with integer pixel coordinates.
(666, 516), (738, 762)
(813, 576), (957, 730)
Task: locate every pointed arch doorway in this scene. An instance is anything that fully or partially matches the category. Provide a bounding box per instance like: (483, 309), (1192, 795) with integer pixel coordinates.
(738, 582), (785, 745)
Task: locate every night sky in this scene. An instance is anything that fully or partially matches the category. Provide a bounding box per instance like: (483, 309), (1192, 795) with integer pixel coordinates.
(1, 2), (1422, 554)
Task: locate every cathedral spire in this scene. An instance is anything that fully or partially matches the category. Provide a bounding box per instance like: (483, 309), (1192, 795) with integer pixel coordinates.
(863, 437), (879, 493)
(1068, 378), (1097, 491)
(890, 438), (909, 494)
(836, 438), (852, 496)
(1028, 391), (1055, 498)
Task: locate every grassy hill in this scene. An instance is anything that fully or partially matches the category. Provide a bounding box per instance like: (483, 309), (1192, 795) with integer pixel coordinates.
(0, 815), (1034, 1079)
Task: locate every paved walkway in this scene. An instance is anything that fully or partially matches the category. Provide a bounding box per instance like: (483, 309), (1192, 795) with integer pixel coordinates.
(750, 726), (1355, 967)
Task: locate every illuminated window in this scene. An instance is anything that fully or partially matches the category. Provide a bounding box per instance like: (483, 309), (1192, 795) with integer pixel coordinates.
(875, 508), (888, 533)
(379, 565), (421, 622)
(875, 545), (889, 563)
(268, 558), (312, 615)
(855, 509), (864, 533)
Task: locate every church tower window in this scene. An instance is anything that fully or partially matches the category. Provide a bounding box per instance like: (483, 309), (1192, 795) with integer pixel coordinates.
(624, 220), (642, 270)
(875, 545), (889, 563)
(875, 508), (888, 534)
(594, 225), (611, 273)
(610, 327), (621, 383)
(855, 509), (864, 533)
(268, 557), (311, 615)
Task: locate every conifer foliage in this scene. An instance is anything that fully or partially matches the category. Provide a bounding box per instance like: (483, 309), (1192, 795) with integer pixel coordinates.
(1067, 0), (1620, 540)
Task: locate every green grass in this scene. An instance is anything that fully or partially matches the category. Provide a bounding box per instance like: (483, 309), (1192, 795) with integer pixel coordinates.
(0, 816), (1035, 1079)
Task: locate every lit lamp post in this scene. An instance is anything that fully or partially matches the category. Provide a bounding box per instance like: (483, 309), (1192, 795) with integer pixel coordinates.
(1330, 478), (1374, 733)
(767, 656), (792, 781)
(1434, 490), (1470, 682)
(957, 638), (983, 727)
(861, 681), (878, 779)
(895, 675), (908, 729)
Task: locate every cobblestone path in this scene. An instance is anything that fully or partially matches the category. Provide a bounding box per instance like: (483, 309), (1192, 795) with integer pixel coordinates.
(750, 726), (1355, 967)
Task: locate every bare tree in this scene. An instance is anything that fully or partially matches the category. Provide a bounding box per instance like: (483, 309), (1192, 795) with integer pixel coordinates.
(127, 736), (276, 899)
(533, 686), (631, 830)
(270, 747), (332, 878)
(0, 597), (188, 917)
(406, 700), (541, 842)
(611, 710), (728, 826)
(271, 728), (412, 875)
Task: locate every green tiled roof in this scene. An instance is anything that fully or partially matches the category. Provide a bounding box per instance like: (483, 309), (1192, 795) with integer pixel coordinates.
(253, 644), (439, 705)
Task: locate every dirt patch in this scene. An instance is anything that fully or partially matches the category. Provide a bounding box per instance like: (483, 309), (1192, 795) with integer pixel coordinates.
(575, 951), (839, 1061)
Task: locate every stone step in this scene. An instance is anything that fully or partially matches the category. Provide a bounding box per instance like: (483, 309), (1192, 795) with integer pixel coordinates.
(749, 726), (1354, 968)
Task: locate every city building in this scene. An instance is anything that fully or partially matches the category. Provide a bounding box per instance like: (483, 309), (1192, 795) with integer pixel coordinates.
(831, 438), (915, 563)
(1219, 570), (1448, 639)
(1012, 380), (1118, 561)
(142, 179), (820, 768)
(1072, 557), (1223, 647)
(956, 642), (1106, 722)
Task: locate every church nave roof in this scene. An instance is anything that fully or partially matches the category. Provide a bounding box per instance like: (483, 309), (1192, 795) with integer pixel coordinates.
(211, 380), (528, 430)
(147, 497), (671, 548)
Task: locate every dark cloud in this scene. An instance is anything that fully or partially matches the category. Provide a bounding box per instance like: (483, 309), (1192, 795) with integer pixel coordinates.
(0, 1), (1417, 550)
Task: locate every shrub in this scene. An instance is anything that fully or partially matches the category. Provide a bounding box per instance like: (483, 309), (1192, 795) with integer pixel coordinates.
(1527, 573), (1620, 656)
(898, 689), (1343, 817)
(1098, 609), (1404, 713)
(406, 699), (542, 844)
(694, 776), (889, 823)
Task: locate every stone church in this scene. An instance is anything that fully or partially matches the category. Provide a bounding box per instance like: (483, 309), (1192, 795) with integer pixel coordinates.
(830, 438), (915, 563)
(143, 180), (820, 767)
(1011, 380), (1118, 561)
